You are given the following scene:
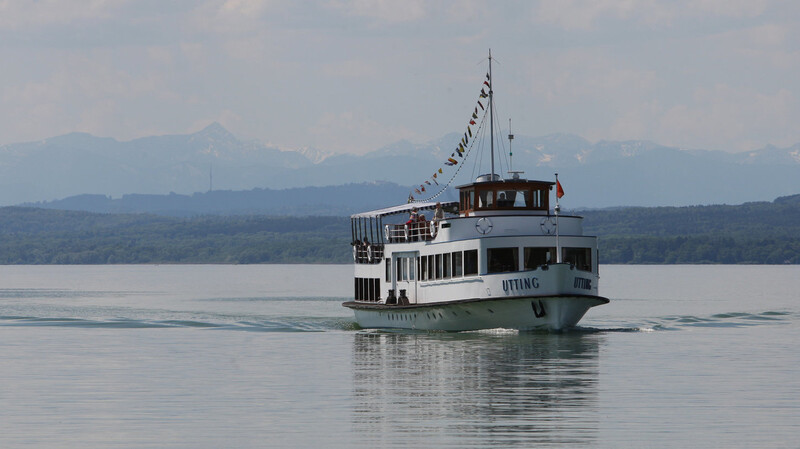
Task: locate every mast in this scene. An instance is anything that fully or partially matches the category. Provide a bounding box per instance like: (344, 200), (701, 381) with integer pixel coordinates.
(489, 49), (495, 180)
(508, 118), (514, 174)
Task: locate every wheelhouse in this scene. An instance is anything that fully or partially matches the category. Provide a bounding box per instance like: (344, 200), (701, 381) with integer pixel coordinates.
(457, 176), (554, 216)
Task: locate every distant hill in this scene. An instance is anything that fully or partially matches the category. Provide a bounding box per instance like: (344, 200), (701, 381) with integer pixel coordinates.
(21, 182), (425, 217)
(2, 124), (800, 208)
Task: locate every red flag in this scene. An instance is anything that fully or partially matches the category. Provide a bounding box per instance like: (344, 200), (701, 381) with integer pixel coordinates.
(556, 180), (565, 199)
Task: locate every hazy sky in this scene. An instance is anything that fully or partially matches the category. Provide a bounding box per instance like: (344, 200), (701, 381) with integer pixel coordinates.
(1, 0), (798, 154)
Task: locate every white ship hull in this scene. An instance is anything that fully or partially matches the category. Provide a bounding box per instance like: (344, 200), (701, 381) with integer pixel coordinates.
(345, 294), (608, 331)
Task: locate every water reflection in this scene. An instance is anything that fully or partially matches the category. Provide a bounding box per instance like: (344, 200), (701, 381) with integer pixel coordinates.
(351, 331), (604, 447)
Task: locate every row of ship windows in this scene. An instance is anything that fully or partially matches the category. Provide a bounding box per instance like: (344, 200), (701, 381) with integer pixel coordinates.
(460, 188), (547, 210)
(389, 247), (594, 283)
(388, 249), (479, 283)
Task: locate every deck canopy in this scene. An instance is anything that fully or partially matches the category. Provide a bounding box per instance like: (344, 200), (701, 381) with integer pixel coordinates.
(351, 201), (458, 219)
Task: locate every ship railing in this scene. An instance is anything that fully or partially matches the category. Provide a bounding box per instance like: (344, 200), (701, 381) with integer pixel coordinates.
(384, 221), (434, 243)
(353, 242), (384, 264)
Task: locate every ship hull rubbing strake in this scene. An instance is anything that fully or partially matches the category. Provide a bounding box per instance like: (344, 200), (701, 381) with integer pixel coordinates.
(343, 51), (609, 331)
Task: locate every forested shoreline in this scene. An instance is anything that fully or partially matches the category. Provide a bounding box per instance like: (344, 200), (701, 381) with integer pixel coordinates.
(1, 196), (799, 264)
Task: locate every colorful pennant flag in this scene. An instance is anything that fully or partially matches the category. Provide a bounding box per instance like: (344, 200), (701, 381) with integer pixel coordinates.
(409, 75), (494, 201)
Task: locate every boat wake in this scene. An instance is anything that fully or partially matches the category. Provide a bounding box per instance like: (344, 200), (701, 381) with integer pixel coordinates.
(0, 305), (791, 334)
(577, 310), (794, 333)
(0, 314), (359, 332)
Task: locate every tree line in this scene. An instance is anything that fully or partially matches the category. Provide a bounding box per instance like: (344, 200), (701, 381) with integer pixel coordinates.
(1, 197), (799, 264)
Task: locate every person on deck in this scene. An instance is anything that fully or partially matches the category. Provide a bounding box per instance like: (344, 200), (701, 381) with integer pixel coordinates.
(433, 202), (444, 223)
(406, 207), (418, 225)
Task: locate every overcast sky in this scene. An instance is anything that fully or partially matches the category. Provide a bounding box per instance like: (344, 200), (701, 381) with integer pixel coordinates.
(1, 0), (798, 154)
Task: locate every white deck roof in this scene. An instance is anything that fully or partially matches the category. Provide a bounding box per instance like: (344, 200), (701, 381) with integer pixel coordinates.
(351, 201), (458, 219)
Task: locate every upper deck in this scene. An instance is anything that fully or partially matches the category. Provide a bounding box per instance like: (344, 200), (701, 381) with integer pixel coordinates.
(351, 175), (577, 264)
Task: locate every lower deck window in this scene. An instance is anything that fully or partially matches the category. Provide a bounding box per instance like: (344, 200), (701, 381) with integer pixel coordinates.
(354, 277), (380, 302)
(563, 247), (592, 272)
(452, 252), (463, 277)
(487, 247), (519, 273)
(414, 250), (479, 282)
(464, 249), (478, 276)
(524, 247), (556, 270)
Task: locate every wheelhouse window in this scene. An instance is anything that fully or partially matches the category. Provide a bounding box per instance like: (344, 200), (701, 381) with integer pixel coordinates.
(531, 189), (543, 208)
(497, 190), (529, 208)
(477, 190), (494, 209)
(524, 247), (556, 270)
(487, 247), (519, 273)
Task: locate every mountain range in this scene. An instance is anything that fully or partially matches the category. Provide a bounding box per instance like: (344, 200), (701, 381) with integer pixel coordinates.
(2, 123), (799, 209)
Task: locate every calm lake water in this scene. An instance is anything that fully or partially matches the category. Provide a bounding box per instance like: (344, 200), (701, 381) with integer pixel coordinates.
(0, 264), (798, 448)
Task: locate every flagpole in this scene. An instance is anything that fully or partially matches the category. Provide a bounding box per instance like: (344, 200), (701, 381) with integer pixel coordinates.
(555, 172), (561, 263)
(488, 49), (495, 180)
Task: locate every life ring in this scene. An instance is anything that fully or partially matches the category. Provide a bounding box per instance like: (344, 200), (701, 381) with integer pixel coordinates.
(475, 217), (493, 234)
(352, 245), (357, 262)
(384, 225), (390, 242)
(540, 217), (556, 235)
(404, 224), (410, 242)
(366, 245), (373, 262)
(429, 221), (438, 238)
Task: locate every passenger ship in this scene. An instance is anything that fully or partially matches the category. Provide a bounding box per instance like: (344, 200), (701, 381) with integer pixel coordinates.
(342, 54), (609, 331)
